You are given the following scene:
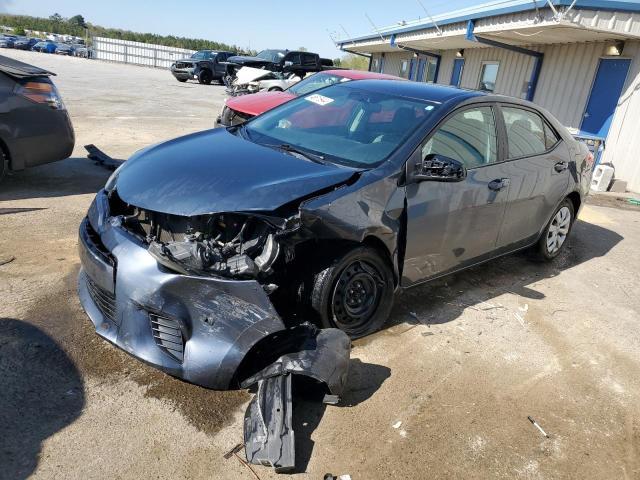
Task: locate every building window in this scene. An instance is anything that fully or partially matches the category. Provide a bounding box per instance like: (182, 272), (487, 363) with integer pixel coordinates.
(425, 58), (438, 83)
(479, 62), (499, 92)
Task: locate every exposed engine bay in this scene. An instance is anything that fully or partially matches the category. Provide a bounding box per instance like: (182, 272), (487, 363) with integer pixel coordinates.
(113, 196), (297, 283)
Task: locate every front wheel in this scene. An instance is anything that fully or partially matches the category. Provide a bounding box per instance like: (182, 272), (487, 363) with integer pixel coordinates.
(533, 199), (575, 261)
(197, 69), (213, 85)
(311, 246), (394, 339)
(176, 78), (187, 83)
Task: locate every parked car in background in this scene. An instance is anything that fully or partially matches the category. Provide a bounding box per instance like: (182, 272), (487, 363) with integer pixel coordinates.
(170, 50), (235, 84)
(0, 35), (15, 48)
(32, 41), (57, 54)
(13, 37), (39, 50)
(55, 43), (75, 56)
(222, 49), (333, 86)
(218, 69), (403, 126)
(0, 54), (75, 183)
(73, 44), (90, 58)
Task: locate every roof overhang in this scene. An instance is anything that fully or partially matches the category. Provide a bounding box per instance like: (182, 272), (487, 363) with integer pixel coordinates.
(338, 2), (640, 54)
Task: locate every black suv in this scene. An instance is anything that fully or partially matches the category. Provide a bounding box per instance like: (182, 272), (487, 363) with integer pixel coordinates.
(170, 50), (235, 85)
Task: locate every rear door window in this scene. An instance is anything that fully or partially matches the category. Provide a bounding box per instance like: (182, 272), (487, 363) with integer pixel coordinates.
(501, 107), (547, 158)
(544, 122), (560, 150)
(422, 106), (498, 168)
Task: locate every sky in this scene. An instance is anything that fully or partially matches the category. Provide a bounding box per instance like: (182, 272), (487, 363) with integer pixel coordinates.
(3, 0), (481, 57)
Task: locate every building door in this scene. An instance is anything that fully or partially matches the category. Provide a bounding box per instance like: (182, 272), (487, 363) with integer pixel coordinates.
(581, 58), (631, 137)
(408, 58), (416, 80)
(416, 58), (426, 82)
(450, 58), (464, 86)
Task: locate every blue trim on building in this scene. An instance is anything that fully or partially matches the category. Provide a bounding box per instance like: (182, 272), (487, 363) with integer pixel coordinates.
(337, 0), (640, 46)
(466, 19), (543, 101)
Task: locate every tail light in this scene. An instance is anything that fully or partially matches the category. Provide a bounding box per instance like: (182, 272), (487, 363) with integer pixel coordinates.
(15, 79), (65, 110)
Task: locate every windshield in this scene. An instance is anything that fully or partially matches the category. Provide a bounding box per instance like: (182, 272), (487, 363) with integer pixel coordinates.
(288, 72), (350, 96)
(244, 84), (438, 168)
(256, 49), (286, 63)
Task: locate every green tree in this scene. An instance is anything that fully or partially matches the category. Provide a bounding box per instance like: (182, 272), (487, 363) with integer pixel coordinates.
(14, 26), (26, 36)
(339, 53), (369, 71)
(68, 14), (86, 28)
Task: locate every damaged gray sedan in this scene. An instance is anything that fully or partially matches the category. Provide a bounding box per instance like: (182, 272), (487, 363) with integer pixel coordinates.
(78, 79), (591, 420)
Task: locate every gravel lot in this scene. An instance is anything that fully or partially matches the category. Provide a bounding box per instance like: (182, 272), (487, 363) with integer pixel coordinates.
(1, 50), (639, 480)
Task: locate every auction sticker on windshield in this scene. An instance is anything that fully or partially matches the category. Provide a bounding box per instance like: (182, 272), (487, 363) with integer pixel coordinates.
(305, 94), (334, 106)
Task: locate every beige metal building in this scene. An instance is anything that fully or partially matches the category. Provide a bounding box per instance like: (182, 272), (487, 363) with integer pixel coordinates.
(337, 0), (640, 192)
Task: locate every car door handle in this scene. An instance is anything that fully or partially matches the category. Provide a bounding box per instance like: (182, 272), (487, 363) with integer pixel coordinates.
(554, 161), (569, 172)
(488, 178), (510, 191)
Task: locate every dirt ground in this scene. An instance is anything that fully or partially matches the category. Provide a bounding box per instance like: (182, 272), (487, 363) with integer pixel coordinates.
(1, 50), (639, 480)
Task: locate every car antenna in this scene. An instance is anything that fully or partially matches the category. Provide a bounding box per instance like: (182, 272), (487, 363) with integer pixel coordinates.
(416, 0), (443, 35)
(364, 13), (388, 44)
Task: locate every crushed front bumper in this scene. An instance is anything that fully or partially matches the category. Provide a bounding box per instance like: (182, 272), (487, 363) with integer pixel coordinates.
(77, 189), (287, 389)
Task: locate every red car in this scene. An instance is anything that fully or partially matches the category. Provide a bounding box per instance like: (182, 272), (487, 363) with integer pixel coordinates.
(217, 69), (403, 127)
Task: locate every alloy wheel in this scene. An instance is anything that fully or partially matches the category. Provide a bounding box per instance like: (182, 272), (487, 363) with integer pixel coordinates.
(546, 206), (571, 254)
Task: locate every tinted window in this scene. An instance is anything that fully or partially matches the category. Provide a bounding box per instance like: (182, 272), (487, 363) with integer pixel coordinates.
(302, 54), (317, 67)
(502, 107), (547, 158)
(245, 84), (439, 168)
(544, 122), (560, 150)
(191, 51), (205, 60)
(422, 106), (498, 168)
(479, 63), (499, 92)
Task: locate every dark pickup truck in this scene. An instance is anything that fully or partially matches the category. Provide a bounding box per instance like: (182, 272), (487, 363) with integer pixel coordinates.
(170, 50), (236, 84)
(223, 49), (333, 85)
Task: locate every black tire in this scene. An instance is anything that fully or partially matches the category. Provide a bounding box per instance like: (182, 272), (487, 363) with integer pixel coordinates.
(0, 150), (7, 184)
(533, 199), (575, 261)
(197, 69), (213, 85)
(311, 246), (394, 339)
(177, 78), (187, 83)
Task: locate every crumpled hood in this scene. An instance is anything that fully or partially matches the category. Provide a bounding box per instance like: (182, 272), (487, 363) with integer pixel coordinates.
(114, 129), (358, 217)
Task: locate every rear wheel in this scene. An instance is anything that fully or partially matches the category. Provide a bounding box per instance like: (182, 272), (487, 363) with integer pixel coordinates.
(533, 199), (574, 261)
(311, 246), (394, 339)
(198, 69), (213, 85)
(0, 150), (7, 184)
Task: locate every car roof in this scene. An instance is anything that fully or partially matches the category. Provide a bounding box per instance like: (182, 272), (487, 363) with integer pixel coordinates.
(341, 79), (485, 103)
(323, 69), (404, 81)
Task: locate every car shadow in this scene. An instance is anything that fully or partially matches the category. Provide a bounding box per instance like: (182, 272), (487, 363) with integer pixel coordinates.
(291, 359), (390, 473)
(385, 219), (624, 330)
(0, 318), (85, 480)
(0, 156), (113, 202)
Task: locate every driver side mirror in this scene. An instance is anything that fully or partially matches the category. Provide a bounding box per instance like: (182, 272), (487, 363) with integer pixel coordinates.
(414, 154), (467, 182)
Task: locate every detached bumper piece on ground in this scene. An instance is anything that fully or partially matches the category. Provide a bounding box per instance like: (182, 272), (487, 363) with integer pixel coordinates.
(241, 326), (350, 472)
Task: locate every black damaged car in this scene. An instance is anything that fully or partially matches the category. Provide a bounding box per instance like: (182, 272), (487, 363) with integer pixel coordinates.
(78, 80), (592, 392)
(0, 55), (74, 182)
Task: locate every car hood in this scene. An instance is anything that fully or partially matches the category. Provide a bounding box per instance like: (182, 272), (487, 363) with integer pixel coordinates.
(226, 91), (296, 116)
(114, 128), (358, 217)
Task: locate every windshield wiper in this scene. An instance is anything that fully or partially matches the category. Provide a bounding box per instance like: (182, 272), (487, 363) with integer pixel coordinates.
(268, 143), (327, 164)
